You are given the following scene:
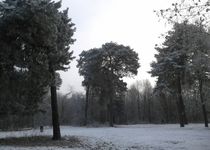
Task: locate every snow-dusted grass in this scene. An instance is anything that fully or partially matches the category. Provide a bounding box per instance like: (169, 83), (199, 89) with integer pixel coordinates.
(0, 124), (209, 150)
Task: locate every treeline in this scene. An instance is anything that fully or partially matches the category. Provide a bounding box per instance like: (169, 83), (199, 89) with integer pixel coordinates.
(44, 79), (209, 126)
(1, 78), (209, 130)
(2, 77), (208, 129)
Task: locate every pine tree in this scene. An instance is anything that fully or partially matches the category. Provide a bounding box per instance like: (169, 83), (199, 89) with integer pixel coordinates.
(0, 0), (75, 139)
(150, 22), (201, 127)
(77, 42), (139, 126)
(187, 24), (210, 127)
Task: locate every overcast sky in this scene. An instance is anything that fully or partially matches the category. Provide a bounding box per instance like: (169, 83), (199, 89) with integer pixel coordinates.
(58, 0), (176, 94)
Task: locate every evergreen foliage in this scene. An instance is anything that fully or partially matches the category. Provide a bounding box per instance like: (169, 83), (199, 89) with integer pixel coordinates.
(0, 0), (75, 139)
(77, 42), (139, 126)
(150, 22), (210, 127)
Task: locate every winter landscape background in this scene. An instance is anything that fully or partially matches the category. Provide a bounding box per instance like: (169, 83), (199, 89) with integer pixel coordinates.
(0, 0), (210, 149)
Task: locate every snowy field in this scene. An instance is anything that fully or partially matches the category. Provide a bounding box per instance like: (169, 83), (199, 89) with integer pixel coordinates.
(0, 124), (209, 150)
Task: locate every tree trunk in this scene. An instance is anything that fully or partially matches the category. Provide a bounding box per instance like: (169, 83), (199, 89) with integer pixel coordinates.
(177, 76), (185, 127)
(199, 80), (208, 127)
(108, 67), (114, 127)
(49, 65), (61, 140)
(159, 92), (169, 123)
(108, 83), (114, 127)
(148, 97), (152, 123)
(137, 93), (141, 121)
(143, 94), (146, 121)
(84, 85), (90, 126)
(109, 94), (114, 127)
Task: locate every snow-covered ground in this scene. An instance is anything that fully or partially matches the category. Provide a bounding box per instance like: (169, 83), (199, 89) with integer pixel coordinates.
(0, 124), (209, 150)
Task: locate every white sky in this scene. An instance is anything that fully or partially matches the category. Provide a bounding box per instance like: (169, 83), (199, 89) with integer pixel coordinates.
(58, 0), (176, 94)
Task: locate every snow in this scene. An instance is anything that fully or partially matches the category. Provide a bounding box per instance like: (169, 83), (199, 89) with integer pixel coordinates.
(0, 147), (81, 150)
(0, 124), (209, 150)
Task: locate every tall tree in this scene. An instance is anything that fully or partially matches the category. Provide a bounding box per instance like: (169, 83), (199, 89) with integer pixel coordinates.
(0, 0), (50, 124)
(77, 42), (140, 126)
(187, 24), (210, 127)
(77, 48), (103, 125)
(155, 0), (210, 127)
(0, 0), (75, 139)
(150, 22), (202, 127)
(100, 42), (139, 126)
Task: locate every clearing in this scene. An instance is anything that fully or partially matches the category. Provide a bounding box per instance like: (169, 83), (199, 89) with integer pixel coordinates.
(0, 124), (209, 150)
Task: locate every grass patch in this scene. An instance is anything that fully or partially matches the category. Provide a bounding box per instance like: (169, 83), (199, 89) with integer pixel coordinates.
(0, 136), (84, 148)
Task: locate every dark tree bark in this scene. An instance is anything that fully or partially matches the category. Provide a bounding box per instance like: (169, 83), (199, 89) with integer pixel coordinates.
(99, 90), (107, 123)
(160, 93), (169, 123)
(84, 85), (90, 126)
(199, 80), (208, 127)
(108, 66), (115, 127)
(176, 100), (184, 127)
(49, 65), (61, 140)
(183, 106), (188, 125)
(109, 94), (114, 127)
(177, 76), (185, 127)
(108, 83), (114, 127)
(148, 97), (152, 123)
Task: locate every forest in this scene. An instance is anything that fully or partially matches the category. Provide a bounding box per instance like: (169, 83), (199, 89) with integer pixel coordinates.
(0, 0), (210, 150)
